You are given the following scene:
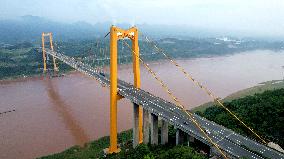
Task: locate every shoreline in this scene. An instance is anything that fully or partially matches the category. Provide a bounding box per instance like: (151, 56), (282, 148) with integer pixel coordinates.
(0, 70), (77, 85)
(191, 79), (284, 113)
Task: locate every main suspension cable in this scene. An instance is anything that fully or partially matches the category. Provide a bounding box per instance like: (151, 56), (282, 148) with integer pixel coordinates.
(141, 34), (267, 144)
(122, 39), (228, 159)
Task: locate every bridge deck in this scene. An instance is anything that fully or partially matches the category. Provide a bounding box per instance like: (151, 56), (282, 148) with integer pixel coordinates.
(46, 49), (284, 159)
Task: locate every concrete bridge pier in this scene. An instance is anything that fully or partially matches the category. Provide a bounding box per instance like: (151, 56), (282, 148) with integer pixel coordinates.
(143, 109), (150, 144)
(133, 103), (139, 148)
(209, 147), (219, 158)
(176, 129), (185, 145)
(161, 120), (168, 145)
(186, 134), (195, 146)
(188, 135), (195, 143)
(150, 113), (158, 145)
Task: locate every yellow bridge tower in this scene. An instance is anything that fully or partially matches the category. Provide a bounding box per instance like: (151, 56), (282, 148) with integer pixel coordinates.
(107, 26), (144, 153)
(41, 32), (58, 72)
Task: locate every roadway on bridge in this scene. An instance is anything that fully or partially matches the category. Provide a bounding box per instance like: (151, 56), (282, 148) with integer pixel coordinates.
(46, 49), (284, 159)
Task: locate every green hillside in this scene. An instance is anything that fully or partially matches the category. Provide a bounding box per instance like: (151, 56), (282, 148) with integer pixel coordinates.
(196, 88), (284, 147)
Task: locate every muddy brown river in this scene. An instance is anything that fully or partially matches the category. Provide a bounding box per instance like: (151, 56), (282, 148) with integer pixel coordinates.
(0, 50), (283, 159)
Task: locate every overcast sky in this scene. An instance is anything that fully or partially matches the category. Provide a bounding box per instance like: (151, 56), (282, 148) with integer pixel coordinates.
(1, 0), (284, 37)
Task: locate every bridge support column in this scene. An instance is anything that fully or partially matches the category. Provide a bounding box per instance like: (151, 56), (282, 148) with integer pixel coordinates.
(189, 135), (194, 143)
(49, 33), (58, 72)
(161, 120), (168, 145)
(133, 104), (140, 148)
(131, 27), (143, 144)
(176, 129), (185, 145)
(143, 109), (150, 144)
(209, 147), (216, 158)
(107, 26), (120, 154)
(150, 113), (158, 145)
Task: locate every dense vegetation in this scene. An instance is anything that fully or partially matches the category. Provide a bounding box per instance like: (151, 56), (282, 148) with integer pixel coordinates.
(0, 45), (72, 80)
(197, 88), (284, 147)
(105, 144), (207, 159)
(40, 126), (207, 159)
(192, 80), (284, 113)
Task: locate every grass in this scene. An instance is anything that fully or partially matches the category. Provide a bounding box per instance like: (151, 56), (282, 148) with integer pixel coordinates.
(39, 125), (208, 159)
(39, 130), (132, 159)
(191, 79), (284, 113)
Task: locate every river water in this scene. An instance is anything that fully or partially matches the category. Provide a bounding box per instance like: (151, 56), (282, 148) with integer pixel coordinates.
(0, 50), (283, 159)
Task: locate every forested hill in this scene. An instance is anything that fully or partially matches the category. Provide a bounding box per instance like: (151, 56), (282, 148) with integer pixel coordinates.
(1, 37), (284, 80)
(197, 88), (284, 148)
(0, 15), (99, 43)
(2, 15), (284, 44)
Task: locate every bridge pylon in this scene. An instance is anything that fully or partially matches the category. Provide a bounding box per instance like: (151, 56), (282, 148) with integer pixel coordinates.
(106, 26), (144, 154)
(41, 32), (58, 73)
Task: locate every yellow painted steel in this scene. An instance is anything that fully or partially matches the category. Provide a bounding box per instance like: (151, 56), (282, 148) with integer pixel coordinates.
(49, 33), (58, 71)
(41, 33), (47, 72)
(109, 26), (119, 153)
(108, 26), (142, 153)
(131, 28), (143, 143)
(41, 32), (58, 72)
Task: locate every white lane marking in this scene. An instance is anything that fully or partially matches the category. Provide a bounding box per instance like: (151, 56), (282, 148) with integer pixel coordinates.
(216, 132), (233, 144)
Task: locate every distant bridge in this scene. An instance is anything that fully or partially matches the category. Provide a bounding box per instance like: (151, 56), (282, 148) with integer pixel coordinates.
(41, 27), (284, 159)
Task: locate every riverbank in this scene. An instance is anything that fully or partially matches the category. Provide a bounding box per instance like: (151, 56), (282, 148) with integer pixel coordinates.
(0, 70), (76, 84)
(191, 79), (284, 113)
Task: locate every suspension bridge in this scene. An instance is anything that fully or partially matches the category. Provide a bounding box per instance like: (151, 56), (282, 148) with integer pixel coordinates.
(40, 26), (284, 159)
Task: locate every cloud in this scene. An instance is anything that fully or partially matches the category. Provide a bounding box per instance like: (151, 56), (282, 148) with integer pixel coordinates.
(1, 0), (284, 37)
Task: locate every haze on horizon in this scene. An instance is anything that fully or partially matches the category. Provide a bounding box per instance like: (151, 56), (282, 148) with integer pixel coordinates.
(1, 0), (284, 38)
